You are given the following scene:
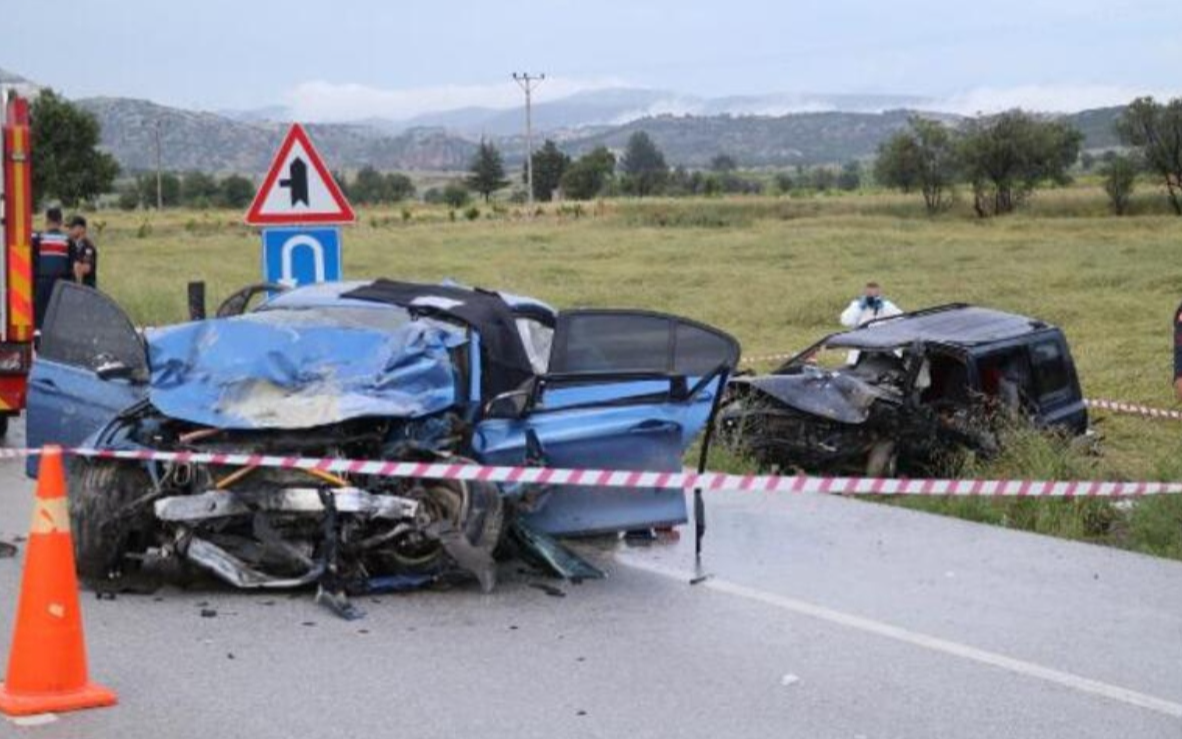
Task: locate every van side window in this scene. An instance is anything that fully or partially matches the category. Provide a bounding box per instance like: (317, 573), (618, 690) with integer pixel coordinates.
(1030, 340), (1071, 400)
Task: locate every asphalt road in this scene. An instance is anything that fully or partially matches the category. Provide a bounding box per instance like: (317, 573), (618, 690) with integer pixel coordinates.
(1, 420), (1180, 738)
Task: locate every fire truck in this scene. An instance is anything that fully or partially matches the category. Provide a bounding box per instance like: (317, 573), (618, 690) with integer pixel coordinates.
(0, 90), (36, 437)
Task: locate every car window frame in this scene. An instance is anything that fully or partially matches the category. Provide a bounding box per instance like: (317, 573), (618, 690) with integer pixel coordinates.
(547, 308), (740, 378)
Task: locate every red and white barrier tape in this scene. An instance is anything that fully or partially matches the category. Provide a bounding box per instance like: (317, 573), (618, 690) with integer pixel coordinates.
(1085, 398), (1182, 422)
(5, 446), (1181, 498)
(743, 352), (796, 365)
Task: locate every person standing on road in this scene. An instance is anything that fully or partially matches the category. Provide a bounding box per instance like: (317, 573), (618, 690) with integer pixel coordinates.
(67, 215), (98, 288)
(31, 207), (72, 330)
(839, 281), (903, 328)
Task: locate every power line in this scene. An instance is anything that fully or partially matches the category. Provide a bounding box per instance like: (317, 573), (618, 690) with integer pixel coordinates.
(512, 72), (544, 208)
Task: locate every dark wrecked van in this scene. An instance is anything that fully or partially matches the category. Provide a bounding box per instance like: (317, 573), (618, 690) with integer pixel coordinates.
(720, 304), (1087, 476)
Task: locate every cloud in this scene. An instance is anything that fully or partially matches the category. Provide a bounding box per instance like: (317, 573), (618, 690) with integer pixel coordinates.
(284, 76), (628, 122)
(933, 84), (1180, 115)
(280, 78), (1182, 125)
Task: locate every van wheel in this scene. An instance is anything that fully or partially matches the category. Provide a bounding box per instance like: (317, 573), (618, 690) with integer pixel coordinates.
(67, 459), (157, 585)
(865, 441), (898, 478)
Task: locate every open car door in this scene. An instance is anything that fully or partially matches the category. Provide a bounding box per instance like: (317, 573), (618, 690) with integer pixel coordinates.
(474, 310), (739, 535)
(26, 283), (149, 476)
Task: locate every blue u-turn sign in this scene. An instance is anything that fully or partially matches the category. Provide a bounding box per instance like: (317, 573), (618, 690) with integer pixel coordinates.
(261, 227), (342, 287)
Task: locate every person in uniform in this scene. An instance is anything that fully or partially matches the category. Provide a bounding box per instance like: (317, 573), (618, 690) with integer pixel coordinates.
(1174, 302), (1182, 401)
(31, 207), (72, 329)
(67, 215), (98, 288)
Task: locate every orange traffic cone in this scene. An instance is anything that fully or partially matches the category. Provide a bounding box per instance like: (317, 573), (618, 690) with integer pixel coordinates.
(0, 446), (117, 716)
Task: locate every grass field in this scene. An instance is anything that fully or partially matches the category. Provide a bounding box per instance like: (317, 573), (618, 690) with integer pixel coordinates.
(84, 186), (1182, 558)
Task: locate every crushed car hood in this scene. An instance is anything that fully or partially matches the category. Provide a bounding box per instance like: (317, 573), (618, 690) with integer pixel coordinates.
(734, 370), (898, 425)
(148, 316), (466, 429)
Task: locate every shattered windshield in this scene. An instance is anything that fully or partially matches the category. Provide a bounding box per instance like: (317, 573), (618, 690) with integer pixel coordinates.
(790, 343), (907, 371)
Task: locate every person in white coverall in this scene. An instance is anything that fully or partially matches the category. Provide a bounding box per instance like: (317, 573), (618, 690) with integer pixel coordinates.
(839, 282), (903, 365)
(840, 281), (903, 328)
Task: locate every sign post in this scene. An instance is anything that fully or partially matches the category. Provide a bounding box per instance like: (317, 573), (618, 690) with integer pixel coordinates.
(244, 124), (355, 287)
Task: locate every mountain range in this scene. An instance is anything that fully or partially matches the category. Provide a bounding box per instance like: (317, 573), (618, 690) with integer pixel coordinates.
(312, 89), (936, 138)
(1, 67), (1125, 175)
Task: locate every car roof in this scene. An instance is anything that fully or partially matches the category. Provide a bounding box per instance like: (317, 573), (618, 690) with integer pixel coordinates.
(262, 279), (557, 320)
(825, 304), (1054, 350)
(262, 280), (381, 309)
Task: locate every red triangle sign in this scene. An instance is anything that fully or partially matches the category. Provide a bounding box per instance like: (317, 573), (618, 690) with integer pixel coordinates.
(244, 124), (355, 225)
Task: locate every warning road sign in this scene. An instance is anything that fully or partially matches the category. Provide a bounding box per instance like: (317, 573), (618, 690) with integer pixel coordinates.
(244, 124), (355, 225)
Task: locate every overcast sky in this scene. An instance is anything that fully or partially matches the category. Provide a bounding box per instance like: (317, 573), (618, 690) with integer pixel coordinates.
(6, 0), (1179, 120)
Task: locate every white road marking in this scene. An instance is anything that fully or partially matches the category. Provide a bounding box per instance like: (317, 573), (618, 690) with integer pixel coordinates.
(9, 713), (59, 727)
(620, 557), (1182, 720)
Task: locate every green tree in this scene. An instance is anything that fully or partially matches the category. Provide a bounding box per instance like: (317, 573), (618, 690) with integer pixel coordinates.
(180, 170), (219, 208)
(874, 117), (960, 213)
(527, 140), (569, 201)
(116, 182), (141, 211)
(442, 181), (470, 209)
(385, 172), (416, 202)
(1101, 154), (1138, 215)
(837, 161), (862, 191)
(351, 166), (387, 204)
(1116, 97), (1182, 215)
(811, 167), (836, 192)
(29, 89), (119, 207)
(958, 111), (1082, 217)
(774, 172), (794, 195)
(561, 146), (616, 200)
(466, 140), (508, 202)
(620, 131), (668, 197)
(137, 172), (181, 208)
(219, 174), (255, 209)
(709, 153), (738, 173)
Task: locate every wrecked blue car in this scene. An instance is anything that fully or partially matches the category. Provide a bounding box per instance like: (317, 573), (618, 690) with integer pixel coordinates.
(28, 280), (739, 608)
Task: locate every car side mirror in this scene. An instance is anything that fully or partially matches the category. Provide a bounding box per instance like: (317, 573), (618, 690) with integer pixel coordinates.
(486, 388), (533, 420)
(95, 355), (135, 382)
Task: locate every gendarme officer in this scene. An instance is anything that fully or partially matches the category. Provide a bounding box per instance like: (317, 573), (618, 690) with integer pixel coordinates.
(30, 207), (72, 330)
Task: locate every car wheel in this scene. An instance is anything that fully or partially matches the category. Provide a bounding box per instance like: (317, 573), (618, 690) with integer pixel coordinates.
(865, 440), (898, 478)
(67, 459), (157, 585)
(0, 414), (9, 438)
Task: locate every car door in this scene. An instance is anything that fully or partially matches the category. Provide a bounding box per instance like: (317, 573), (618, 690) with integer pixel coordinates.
(474, 310), (739, 536)
(27, 282), (149, 476)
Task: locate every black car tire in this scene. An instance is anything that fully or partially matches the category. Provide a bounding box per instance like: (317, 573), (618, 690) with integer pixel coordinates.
(67, 459), (156, 585)
(865, 440), (898, 478)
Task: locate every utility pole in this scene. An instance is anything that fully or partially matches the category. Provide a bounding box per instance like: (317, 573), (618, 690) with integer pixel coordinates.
(154, 119), (164, 211)
(512, 72), (544, 208)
